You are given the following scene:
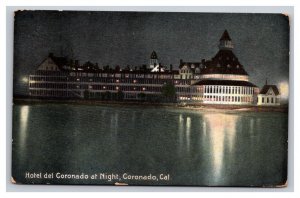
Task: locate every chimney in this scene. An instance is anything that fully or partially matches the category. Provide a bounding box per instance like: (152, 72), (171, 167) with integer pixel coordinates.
(170, 64), (173, 71)
(180, 59), (183, 65)
(49, 53), (54, 58)
(201, 59), (205, 64)
(75, 60), (79, 66)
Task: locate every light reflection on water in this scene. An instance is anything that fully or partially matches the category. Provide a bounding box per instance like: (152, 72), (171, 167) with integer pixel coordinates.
(249, 119), (254, 135)
(203, 121), (207, 137)
(110, 112), (119, 135)
(12, 105), (288, 186)
(185, 117), (191, 153)
(178, 114), (184, 155)
(203, 113), (238, 182)
(19, 105), (29, 152)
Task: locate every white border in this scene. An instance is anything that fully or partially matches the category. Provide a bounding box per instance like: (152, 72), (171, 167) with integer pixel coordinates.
(2, 3), (297, 196)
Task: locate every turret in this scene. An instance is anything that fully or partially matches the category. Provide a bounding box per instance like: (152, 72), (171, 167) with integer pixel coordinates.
(218, 30), (234, 50)
(149, 51), (159, 69)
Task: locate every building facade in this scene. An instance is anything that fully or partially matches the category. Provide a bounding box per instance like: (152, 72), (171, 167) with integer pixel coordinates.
(28, 30), (260, 105)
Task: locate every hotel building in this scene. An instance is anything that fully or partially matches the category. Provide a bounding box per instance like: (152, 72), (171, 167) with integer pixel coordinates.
(28, 30), (261, 105)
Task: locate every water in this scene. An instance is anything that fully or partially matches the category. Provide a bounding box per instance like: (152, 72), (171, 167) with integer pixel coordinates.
(12, 104), (288, 186)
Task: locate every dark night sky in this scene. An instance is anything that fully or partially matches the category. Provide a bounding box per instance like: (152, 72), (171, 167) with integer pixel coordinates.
(13, 11), (289, 96)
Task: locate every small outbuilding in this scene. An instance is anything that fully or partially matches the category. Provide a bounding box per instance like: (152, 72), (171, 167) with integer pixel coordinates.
(257, 83), (280, 106)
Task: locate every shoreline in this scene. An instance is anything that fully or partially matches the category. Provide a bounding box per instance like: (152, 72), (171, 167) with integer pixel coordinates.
(12, 98), (288, 113)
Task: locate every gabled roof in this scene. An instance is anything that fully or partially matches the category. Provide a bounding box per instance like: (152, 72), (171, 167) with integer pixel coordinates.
(259, 85), (280, 95)
(220, 30), (232, 41)
(179, 62), (202, 74)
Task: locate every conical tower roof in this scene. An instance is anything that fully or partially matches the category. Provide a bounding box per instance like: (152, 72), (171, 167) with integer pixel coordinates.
(150, 51), (158, 59)
(219, 30), (232, 41)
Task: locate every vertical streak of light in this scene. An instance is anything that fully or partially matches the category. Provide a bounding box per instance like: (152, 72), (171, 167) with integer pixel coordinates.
(19, 106), (29, 151)
(114, 112), (119, 135)
(186, 116), (191, 153)
(110, 112), (119, 136)
(225, 115), (238, 153)
(178, 114), (184, 155)
(250, 119), (254, 135)
(204, 113), (238, 183)
(203, 121), (207, 137)
(249, 118), (255, 148)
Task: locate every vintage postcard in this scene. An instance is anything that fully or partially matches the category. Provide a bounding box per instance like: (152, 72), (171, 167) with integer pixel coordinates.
(12, 11), (289, 186)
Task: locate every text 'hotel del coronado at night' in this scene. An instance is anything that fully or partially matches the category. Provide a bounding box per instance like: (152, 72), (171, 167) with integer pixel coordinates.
(28, 30), (281, 106)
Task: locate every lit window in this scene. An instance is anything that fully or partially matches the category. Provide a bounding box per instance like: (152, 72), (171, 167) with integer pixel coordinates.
(142, 87), (146, 91)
